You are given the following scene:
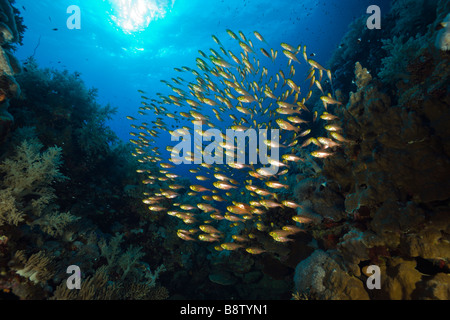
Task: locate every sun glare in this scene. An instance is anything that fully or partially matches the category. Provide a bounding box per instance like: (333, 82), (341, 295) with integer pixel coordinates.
(107, 0), (174, 34)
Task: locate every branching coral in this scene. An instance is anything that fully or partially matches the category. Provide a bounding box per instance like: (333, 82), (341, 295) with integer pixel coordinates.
(74, 103), (118, 160)
(0, 134), (75, 236)
(12, 58), (116, 154)
(13, 250), (54, 285)
(31, 211), (80, 237)
(0, 139), (66, 194)
(99, 233), (166, 283)
(0, 187), (23, 225)
(378, 35), (426, 85)
(118, 245), (145, 281)
(51, 265), (120, 300)
(45, 233), (168, 300)
(389, 0), (437, 37)
(51, 264), (168, 300)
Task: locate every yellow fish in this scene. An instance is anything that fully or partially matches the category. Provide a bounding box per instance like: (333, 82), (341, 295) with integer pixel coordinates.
(276, 119), (300, 132)
(246, 247), (266, 255)
(265, 181), (289, 189)
(253, 31), (267, 43)
(221, 242), (244, 251)
(190, 185), (211, 192)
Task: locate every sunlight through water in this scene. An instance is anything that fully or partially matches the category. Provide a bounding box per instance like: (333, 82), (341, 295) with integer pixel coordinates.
(106, 0), (175, 34)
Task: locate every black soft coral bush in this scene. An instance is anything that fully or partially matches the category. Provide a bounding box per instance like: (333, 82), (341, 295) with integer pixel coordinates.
(11, 58), (118, 170)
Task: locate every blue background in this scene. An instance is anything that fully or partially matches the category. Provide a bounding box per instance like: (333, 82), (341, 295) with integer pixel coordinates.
(14, 0), (390, 142)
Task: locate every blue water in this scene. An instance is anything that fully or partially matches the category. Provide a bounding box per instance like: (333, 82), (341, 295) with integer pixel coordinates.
(14, 0), (390, 144)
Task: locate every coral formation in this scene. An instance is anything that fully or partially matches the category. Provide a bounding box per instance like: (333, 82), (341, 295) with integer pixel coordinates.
(0, 21), (169, 299)
(0, 0), (23, 143)
(0, 133), (70, 229)
(0, 125), (168, 299)
(13, 250), (54, 285)
(0, 0), (449, 301)
(294, 250), (369, 300)
(294, 0), (450, 300)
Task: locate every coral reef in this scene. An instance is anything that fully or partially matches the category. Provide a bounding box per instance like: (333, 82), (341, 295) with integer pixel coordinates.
(1, 0), (449, 301)
(0, 0), (23, 143)
(0, 132), (77, 234)
(0, 1), (24, 47)
(294, 0), (450, 300)
(13, 250), (54, 285)
(0, 54), (169, 299)
(0, 125), (168, 299)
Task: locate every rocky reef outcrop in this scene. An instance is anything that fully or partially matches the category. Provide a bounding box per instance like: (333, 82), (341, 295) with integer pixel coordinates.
(0, 0), (23, 143)
(293, 0), (450, 300)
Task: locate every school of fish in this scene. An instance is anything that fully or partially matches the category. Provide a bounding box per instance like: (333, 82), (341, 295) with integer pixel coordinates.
(127, 30), (347, 254)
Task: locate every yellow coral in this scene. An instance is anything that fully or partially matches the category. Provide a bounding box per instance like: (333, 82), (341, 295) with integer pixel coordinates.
(354, 61), (372, 89)
(14, 250), (54, 284)
(0, 137), (74, 237)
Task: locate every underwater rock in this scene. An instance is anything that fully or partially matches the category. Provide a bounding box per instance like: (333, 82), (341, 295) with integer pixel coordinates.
(208, 271), (237, 286)
(312, 1), (450, 300)
(400, 211), (450, 260)
(0, 74), (20, 100)
(294, 202), (322, 224)
(379, 257), (423, 300)
(236, 274), (291, 300)
(329, 55), (449, 206)
(294, 177), (318, 198)
(242, 271), (263, 284)
(224, 253), (255, 275)
(337, 229), (374, 275)
(294, 249), (369, 300)
(414, 273), (450, 300)
(5, 49), (20, 73)
(260, 254), (292, 280)
(344, 184), (378, 215)
(294, 177), (346, 221)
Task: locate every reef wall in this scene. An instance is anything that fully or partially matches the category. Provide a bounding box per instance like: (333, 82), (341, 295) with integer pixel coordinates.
(0, 0), (449, 300)
(293, 0), (450, 300)
(0, 0), (22, 143)
(0, 2), (169, 300)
